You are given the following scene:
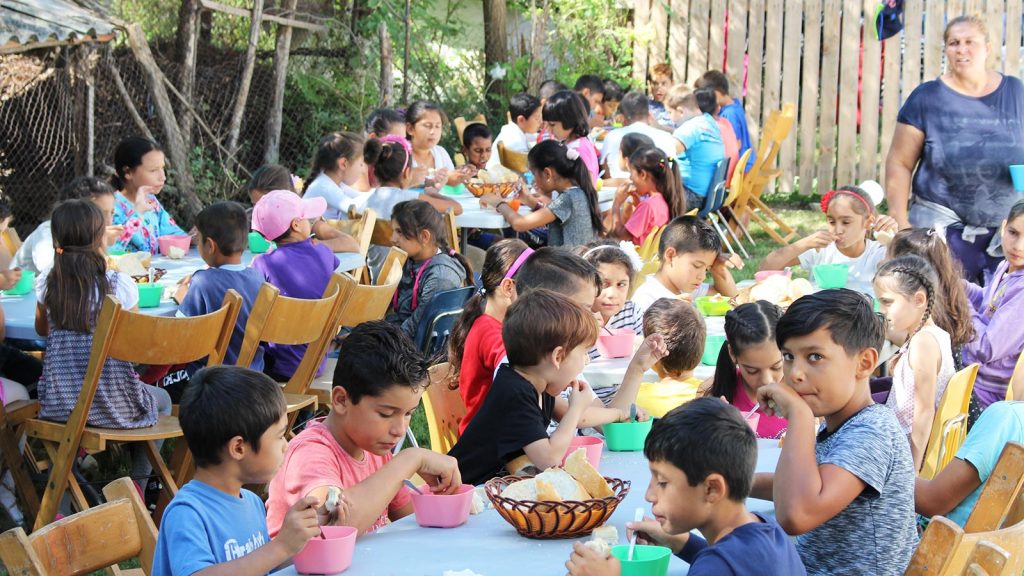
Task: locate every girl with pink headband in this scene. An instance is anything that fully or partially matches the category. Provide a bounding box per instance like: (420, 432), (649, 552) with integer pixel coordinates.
(759, 182), (899, 294)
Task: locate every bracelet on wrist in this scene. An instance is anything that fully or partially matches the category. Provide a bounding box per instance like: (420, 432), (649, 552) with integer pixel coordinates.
(495, 200), (509, 211)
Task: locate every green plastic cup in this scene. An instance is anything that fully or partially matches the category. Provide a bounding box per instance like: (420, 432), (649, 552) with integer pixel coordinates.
(3, 270), (35, 296)
(107, 247), (127, 256)
(695, 295), (732, 316)
(813, 263), (850, 289)
(248, 231), (272, 254)
(701, 334), (726, 366)
(610, 545), (672, 576)
(603, 419), (653, 452)
(137, 283), (164, 308)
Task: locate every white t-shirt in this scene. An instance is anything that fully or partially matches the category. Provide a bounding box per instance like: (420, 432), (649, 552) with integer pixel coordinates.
(487, 123), (530, 170)
(799, 239), (886, 293)
(304, 173), (363, 220)
(366, 186), (420, 220)
(12, 220), (52, 274)
(411, 145), (456, 171)
(630, 274), (710, 319)
(36, 269), (139, 310)
(600, 121), (681, 178)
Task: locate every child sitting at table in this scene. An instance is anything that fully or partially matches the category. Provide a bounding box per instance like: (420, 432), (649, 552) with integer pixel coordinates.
(364, 136), (463, 220)
(407, 101), (469, 187)
(608, 148), (687, 245)
(154, 366), (326, 576)
(580, 240), (644, 335)
(705, 301), (788, 440)
(543, 90), (599, 183)
(109, 136), (189, 255)
(750, 289), (918, 575)
(34, 200), (172, 481)
(567, 398), (805, 576)
(251, 191), (338, 381)
(449, 289), (644, 486)
(963, 200), (1024, 408)
(758, 185), (897, 291)
(573, 75), (605, 121)
(387, 200), (473, 338)
(302, 132), (368, 220)
(487, 93), (543, 171)
(480, 140), (604, 247)
(635, 298), (706, 417)
(266, 321), (461, 536)
(630, 215), (740, 317)
(647, 63), (676, 130)
(460, 122), (493, 171)
(601, 78), (625, 125)
(671, 87), (726, 209)
(696, 70), (754, 174)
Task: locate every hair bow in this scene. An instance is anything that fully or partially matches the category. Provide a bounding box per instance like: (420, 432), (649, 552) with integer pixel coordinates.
(565, 147), (581, 161)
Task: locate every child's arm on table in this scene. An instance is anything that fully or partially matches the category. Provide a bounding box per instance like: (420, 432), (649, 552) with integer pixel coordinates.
(757, 383), (868, 535)
(523, 380), (591, 469)
(707, 253), (742, 298)
(759, 230), (834, 271)
(606, 335), (667, 416)
(907, 334), (941, 471)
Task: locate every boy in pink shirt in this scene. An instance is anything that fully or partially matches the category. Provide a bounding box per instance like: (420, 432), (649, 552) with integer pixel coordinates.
(265, 321), (462, 536)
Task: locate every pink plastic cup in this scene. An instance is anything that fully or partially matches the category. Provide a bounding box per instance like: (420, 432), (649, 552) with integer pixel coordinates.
(157, 235), (191, 257)
(754, 269), (792, 283)
(410, 483), (474, 528)
(292, 525), (357, 574)
(562, 436), (603, 470)
(744, 410), (761, 433)
(596, 328), (634, 359)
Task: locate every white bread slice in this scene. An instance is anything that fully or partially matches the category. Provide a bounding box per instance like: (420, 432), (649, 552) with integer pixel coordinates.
(591, 525), (619, 545)
(500, 477), (537, 500)
(564, 448), (614, 499)
(584, 539), (611, 558)
(535, 478), (560, 502)
(536, 468), (590, 501)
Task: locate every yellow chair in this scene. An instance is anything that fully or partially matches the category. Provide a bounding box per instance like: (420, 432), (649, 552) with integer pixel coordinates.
(326, 208), (377, 284)
(920, 364), (980, 480)
(964, 541), (1014, 576)
(730, 103), (798, 245)
(637, 225), (665, 263)
(497, 142), (529, 174)
(720, 149), (755, 251)
(377, 246), (408, 287)
(1005, 351), (1023, 401)
(421, 362), (466, 454)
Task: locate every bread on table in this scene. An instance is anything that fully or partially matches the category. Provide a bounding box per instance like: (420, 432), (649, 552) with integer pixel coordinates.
(499, 468), (590, 502)
(564, 448), (614, 499)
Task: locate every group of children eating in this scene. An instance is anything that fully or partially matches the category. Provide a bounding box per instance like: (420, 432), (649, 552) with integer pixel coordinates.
(0, 63), (1020, 576)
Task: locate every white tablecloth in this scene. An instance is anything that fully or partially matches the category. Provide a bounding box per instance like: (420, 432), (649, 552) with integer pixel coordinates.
(272, 439), (781, 576)
(448, 186), (617, 231)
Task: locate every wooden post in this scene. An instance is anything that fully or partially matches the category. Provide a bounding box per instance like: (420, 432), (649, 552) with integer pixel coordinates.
(106, 57), (155, 141)
(125, 23), (201, 220)
(483, 0), (508, 117)
(402, 0), (411, 103)
(379, 21), (393, 107)
(264, 0), (297, 165)
(86, 54), (95, 177)
(226, 0), (265, 159)
(175, 0), (200, 151)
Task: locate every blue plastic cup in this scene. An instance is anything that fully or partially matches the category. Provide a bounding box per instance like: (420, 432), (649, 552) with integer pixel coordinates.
(1010, 165), (1024, 192)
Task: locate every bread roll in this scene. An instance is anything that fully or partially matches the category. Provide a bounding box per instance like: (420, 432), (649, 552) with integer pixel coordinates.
(564, 449), (614, 499)
(500, 477), (538, 500)
(591, 525), (619, 545)
(536, 468), (590, 501)
(584, 538), (611, 558)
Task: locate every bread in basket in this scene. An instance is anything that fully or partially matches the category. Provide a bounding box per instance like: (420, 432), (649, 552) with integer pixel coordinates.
(465, 166), (523, 199)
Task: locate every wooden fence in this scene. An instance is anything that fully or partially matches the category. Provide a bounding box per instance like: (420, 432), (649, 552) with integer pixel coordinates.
(632, 0), (1024, 194)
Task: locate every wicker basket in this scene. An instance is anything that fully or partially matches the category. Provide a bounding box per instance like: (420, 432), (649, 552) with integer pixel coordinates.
(484, 475), (630, 539)
(464, 180), (522, 199)
(131, 268), (166, 284)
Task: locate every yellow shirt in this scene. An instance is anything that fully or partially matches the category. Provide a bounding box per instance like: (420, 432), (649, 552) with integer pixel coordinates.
(636, 376), (702, 418)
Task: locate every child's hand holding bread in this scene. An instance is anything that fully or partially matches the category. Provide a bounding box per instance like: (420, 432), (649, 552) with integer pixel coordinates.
(627, 516), (690, 554)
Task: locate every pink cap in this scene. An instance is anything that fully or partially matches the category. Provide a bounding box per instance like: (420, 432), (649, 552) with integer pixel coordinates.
(251, 190), (327, 240)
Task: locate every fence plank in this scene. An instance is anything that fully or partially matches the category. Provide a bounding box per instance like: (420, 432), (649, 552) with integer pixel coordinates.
(687, 0), (710, 85)
(762, 0), (783, 123)
(987, 0), (1006, 73)
(880, 33), (902, 186)
(835, 0), (861, 186)
(725, 0), (748, 93)
(902, 0), (923, 92)
(745, 0), (765, 143)
(859, 0), (882, 183)
(1008, 0), (1023, 77)
(965, 0), (984, 14)
(818, 0), (842, 191)
(633, 0), (652, 84)
(651, 0), (670, 69)
(670, 0), (688, 82)
(798, 0), (823, 194)
(709, 0), (727, 72)
(924, 0), (945, 79)
(778, 0), (802, 192)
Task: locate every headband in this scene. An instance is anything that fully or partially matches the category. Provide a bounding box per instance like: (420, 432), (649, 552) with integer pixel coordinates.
(581, 241), (644, 272)
(504, 247), (535, 280)
(820, 189), (872, 214)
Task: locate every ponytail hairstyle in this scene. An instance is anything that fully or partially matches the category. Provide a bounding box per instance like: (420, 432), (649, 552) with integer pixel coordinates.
(527, 140), (605, 235)
(363, 136), (411, 187)
(887, 228), (975, 347)
(875, 254), (938, 345)
(447, 239), (529, 381)
(391, 200), (474, 285)
(542, 90), (590, 140)
(303, 132), (365, 193)
(629, 147), (687, 218)
(111, 136), (161, 191)
(710, 301), (785, 402)
(45, 199), (111, 332)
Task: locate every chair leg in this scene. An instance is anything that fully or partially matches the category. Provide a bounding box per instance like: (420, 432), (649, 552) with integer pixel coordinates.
(729, 207), (758, 246)
(717, 210), (749, 258)
(0, 411), (39, 526)
(708, 215), (737, 256)
(34, 438), (81, 530)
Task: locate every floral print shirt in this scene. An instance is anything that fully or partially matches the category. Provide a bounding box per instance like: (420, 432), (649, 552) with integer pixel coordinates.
(112, 191), (185, 254)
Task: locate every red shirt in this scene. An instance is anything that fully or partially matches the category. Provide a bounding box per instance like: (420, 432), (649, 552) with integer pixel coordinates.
(717, 116), (741, 183)
(458, 314), (506, 434)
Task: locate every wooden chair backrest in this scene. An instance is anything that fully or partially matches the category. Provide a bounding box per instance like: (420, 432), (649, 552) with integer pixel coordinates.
(741, 103), (796, 203)
(965, 442), (1024, 532)
(497, 142), (529, 173)
(638, 225), (664, 263)
(1006, 351), (1024, 401)
(921, 364), (979, 480)
(422, 363), (466, 454)
(336, 265), (402, 328)
(0, 478), (156, 575)
(965, 541), (1013, 576)
(2, 228), (22, 255)
(906, 516), (1024, 575)
(724, 148), (753, 209)
(236, 275), (348, 395)
(377, 247), (409, 287)
(445, 209), (460, 254)
(370, 217), (394, 247)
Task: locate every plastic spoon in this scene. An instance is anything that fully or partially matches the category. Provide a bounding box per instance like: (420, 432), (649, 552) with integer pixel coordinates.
(743, 404), (760, 421)
(629, 403), (637, 423)
(402, 479), (425, 495)
(627, 507), (645, 560)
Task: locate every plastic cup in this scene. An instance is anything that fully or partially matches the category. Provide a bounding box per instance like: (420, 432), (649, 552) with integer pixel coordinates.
(610, 544), (672, 576)
(596, 328), (635, 358)
(754, 269), (792, 283)
(292, 525), (357, 574)
(1011, 165), (1024, 192)
(812, 263), (850, 289)
(562, 436), (603, 470)
(603, 420), (653, 452)
(410, 483), (474, 528)
(3, 270), (34, 296)
(248, 231), (272, 254)
(107, 247), (127, 256)
(701, 334), (726, 366)
(695, 296), (732, 316)
(136, 283), (164, 308)
(157, 235), (191, 258)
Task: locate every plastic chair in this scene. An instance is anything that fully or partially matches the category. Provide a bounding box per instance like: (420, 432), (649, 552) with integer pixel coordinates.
(905, 516), (1024, 575)
(637, 225), (664, 262)
(719, 149), (755, 253)
(421, 363), (466, 454)
(413, 286), (475, 357)
(920, 363), (980, 480)
(0, 477), (157, 574)
(964, 442), (1024, 533)
(698, 157), (743, 258)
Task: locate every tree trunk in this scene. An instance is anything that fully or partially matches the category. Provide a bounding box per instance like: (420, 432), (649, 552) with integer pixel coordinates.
(264, 0), (297, 165)
(225, 0), (265, 162)
(482, 0), (508, 118)
(401, 0), (411, 103)
(106, 56), (155, 141)
(526, 0), (549, 94)
(379, 21), (393, 107)
(175, 0), (200, 150)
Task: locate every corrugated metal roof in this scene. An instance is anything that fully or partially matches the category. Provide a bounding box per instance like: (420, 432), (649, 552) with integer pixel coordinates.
(1, 0), (116, 48)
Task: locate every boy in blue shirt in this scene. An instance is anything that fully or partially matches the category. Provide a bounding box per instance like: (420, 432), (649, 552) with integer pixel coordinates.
(153, 366), (340, 576)
(566, 398), (805, 575)
(696, 70), (754, 173)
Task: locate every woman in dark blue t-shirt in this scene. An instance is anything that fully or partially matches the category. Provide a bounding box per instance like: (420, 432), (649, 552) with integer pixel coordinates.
(885, 14), (1024, 284)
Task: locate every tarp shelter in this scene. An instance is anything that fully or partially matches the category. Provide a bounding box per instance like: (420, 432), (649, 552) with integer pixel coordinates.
(1, 0), (116, 54)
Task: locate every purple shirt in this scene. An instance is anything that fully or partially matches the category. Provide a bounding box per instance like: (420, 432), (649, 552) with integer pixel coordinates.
(962, 260), (1024, 407)
(252, 239), (339, 380)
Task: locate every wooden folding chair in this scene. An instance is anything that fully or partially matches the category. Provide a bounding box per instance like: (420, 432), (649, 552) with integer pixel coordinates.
(964, 541), (1013, 576)
(731, 103), (798, 245)
(445, 209), (460, 254)
(25, 292), (241, 530)
(920, 364), (979, 480)
(421, 363), (466, 454)
(497, 142), (529, 174)
(327, 208), (378, 284)
(964, 442), (1024, 533)
(0, 477), (157, 575)
(377, 247), (408, 287)
(0, 399), (40, 527)
(905, 516), (1024, 575)
(236, 274), (349, 431)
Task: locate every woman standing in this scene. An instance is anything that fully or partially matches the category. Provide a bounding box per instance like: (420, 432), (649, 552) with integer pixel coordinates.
(885, 15), (1024, 284)
(110, 136), (188, 254)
